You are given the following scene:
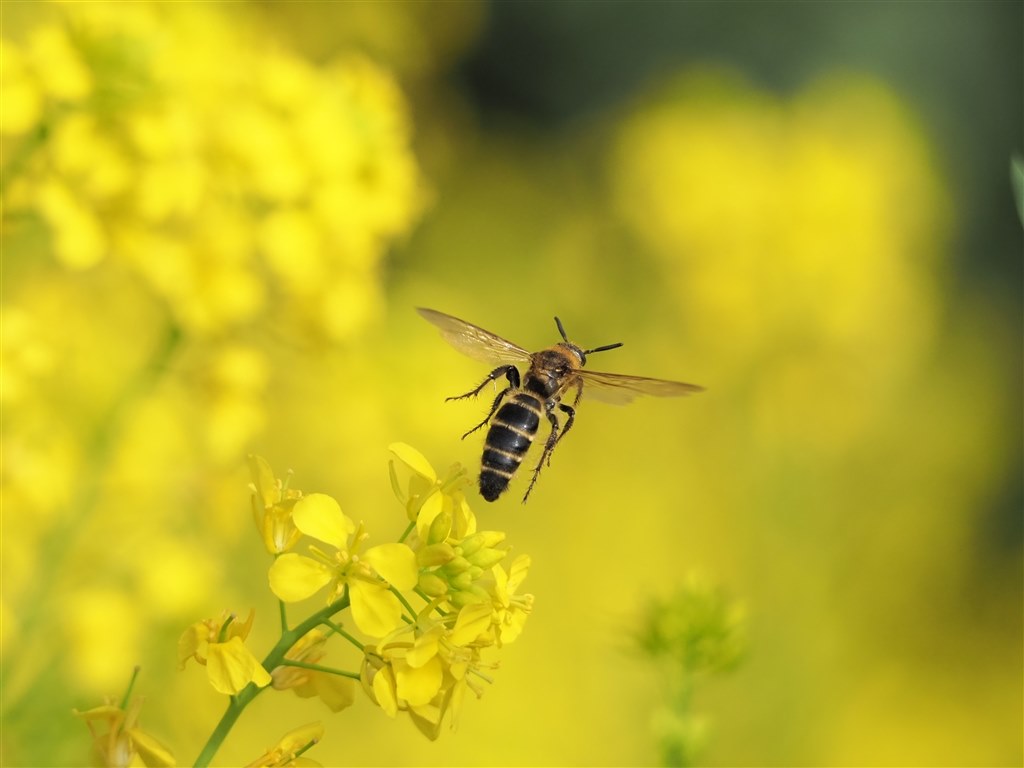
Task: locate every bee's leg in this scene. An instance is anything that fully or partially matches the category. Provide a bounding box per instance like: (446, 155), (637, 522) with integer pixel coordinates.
(571, 379), (584, 408)
(446, 366), (520, 402)
(547, 403), (576, 465)
(460, 386), (511, 440)
(523, 404), (564, 502)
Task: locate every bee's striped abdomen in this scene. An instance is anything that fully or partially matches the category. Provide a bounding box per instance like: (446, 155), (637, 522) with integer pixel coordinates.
(479, 392), (542, 501)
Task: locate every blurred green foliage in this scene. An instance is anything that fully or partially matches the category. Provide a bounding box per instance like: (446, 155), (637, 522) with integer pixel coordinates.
(2, 1), (1021, 767)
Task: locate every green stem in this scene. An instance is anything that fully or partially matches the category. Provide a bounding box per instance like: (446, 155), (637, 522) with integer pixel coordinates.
(390, 585), (417, 623)
(276, 660), (360, 680)
(193, 595), (350, 768)
(0, 119), (50, 195)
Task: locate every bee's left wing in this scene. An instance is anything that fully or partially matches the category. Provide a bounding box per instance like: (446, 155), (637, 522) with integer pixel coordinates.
(577, 369), (705, 405)
(417, 308), (533, 365)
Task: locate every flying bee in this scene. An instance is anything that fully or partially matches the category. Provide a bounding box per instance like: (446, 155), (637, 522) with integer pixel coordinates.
(417, 307), (704, 503)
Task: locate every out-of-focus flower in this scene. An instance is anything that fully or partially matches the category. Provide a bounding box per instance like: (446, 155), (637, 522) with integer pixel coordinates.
(271, 629), (355, 713)
(250, 455), (304, 555)
(267, 493), (418, 637)
(74, 696), (176, 768)
(610, 71), (947, 455)
(245, 722), (324, 768)
(3, 4), (425, 339)
(178, 609), (272, 695)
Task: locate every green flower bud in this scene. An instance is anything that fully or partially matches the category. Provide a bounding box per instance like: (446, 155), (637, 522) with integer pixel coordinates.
(417, 572), (448, 597)
(466, 547), (507, 570)
(417, 542), (456, 567)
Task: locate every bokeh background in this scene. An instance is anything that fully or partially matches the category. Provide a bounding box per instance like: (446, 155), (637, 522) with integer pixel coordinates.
(2, 1), (1021, 766)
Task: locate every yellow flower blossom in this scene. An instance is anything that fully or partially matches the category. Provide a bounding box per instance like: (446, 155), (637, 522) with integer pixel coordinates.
(268, 493), (417, 637)
(359, 602), (504, 739)
(388, 442), (474, 539)
(245, 722), (324, 768)
(249, 455), (303, 555)
(489, 554), (534, 646)
(271, 629), (355, 713)
(74, 696), (176, 768)
(3, 4), (424, 339)
(178, 609), (272, 695)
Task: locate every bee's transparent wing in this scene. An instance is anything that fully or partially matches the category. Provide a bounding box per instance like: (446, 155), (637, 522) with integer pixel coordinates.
(417, 308), (533, 365)
(577, 369), (705, 405)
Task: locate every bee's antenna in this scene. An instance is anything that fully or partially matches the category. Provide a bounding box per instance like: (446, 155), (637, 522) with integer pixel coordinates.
(554, 316), (570, 343)
(584, 341), (624, 355)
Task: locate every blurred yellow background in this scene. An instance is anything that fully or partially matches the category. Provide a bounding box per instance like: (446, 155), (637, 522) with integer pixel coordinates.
(2, 2), (1021, 766)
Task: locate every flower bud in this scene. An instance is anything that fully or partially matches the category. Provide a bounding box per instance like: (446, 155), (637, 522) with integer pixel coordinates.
(417, 572), (448, 597)
(417, 542), (455, 567)
(442, 555), (472, 576)
(466, 547), (507, 570)
(458, 531), (506, 557)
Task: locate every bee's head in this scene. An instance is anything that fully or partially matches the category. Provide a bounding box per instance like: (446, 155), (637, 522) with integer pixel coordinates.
(553, 316), (623, 367)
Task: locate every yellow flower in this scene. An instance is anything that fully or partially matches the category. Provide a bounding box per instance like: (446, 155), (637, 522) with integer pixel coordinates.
(246, 722), (324, 768)
(271, 629), (355, 713)
(178, 609), (272, 695)
(249, 455), (303, 555)
(489, 554), (534, 646)
(388, 442), (474, 537)
(74, 696), (176, 768)
(267, 493), (417, 637)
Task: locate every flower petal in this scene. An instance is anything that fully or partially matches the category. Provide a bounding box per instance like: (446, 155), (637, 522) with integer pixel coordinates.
(395, 656), (443, 707)
(126, 727), (177, 767)
(363, 543), (418, 591)
(269, 554), (333, 603)
(372, 665), (398, 717)
(313, 673), (356, 713)
(388, 442), (437, 483)
(292, 493), (353, 548)
(349, 579), (404, 637)
(450, 602), (493, 646)
(206, 636), (271, 695)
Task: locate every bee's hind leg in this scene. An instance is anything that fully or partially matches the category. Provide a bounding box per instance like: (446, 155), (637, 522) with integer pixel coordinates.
(449, 366), (521, 440)
(523, 403), (574, 502)
(460, 386), (510, 439)
(446, 365), (520, 401)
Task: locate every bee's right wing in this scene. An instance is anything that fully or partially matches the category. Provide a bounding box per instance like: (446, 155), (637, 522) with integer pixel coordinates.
(417, 308), (533, 365)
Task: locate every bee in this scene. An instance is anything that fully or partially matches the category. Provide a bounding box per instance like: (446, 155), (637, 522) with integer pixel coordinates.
(418, 307), (704, 503)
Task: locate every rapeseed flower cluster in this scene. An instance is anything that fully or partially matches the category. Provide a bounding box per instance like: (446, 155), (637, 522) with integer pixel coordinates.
(610, 71), (946, 455)
(2, 6), (428, 752)
(2, 3), (424, 339)
(172, 445), (532, 765)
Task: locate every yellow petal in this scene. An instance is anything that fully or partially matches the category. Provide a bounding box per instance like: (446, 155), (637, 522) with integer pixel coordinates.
(206, 637), (271, 695)
(312, 674), (355, 713)
(406, 626), (443, 669)
(177, 622), (206, 667)
(372, 666), (398, 717)
(388, 443), (437, 483)
(292, 494), (353, 549)
(450, 602), (493, 646)
(507, 554), (531, 593)
(362, 543), (417, 591)
(415, 490), (444, 543)
(277, 722), (325, 754)
(349, 580), (404, 638)
(395, 656), (443, 707)
(126, 727), (177, 767)
(248, 454), (279, 508)
(269, 554), (333, 603)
